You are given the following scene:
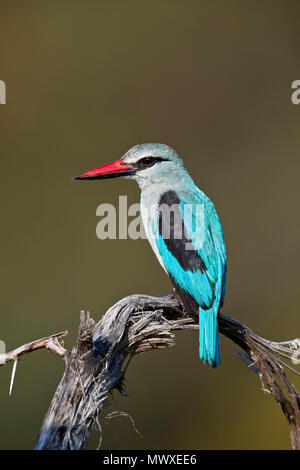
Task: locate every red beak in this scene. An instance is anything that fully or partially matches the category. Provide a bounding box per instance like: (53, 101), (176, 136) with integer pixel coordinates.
(73, 158), (135, 180)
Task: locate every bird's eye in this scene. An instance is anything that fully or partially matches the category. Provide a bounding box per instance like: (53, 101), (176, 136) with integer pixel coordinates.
(140, 156), (155, 166)
(136, 155), (168, 170)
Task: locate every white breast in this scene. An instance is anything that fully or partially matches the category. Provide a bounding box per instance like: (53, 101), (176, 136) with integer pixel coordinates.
(140, 189), (168, 274)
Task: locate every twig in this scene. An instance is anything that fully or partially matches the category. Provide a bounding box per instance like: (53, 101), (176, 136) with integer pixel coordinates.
(0, 330), (68, 366)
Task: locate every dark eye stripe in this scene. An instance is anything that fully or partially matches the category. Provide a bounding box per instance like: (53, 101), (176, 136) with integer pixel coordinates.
(135, 156), (168, 170)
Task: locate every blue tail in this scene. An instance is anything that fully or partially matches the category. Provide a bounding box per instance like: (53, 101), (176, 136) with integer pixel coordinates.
(199, 307), (220, 367)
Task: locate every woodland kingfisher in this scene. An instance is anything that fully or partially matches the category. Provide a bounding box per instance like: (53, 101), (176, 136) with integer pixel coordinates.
(74, 143), (227, 366)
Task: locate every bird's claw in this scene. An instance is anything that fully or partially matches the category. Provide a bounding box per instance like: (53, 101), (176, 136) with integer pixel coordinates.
(159, 288), (177, 301)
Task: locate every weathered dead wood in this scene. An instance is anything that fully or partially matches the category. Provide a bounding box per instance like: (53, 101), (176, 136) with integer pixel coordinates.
(1, 295), (299, 449)
(25, 294), (299, 450)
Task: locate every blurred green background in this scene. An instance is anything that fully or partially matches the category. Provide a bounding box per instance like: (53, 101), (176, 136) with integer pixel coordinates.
(0, 0), (300, 450)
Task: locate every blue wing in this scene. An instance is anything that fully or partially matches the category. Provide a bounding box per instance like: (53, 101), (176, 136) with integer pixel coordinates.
(153, 189), (226, 366)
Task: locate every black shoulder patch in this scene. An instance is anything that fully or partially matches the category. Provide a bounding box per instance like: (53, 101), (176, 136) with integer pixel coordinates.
(158, 190), (207, 273)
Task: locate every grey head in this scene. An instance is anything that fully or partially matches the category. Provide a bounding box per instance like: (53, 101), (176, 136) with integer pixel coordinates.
(122, 143), (187, 189)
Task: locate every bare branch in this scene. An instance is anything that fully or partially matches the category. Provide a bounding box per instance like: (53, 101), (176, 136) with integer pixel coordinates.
(30, 294), (300, 450)
(1, 296), (298, 449)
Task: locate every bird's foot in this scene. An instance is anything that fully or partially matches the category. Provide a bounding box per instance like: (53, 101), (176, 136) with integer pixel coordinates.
(159, 288), (177, 301)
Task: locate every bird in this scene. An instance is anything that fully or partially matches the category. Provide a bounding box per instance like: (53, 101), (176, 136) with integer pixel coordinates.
(74, 143), (227, 366)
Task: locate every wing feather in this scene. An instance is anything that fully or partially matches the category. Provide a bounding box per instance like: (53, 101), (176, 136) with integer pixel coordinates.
(154, 190), (226, 312)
